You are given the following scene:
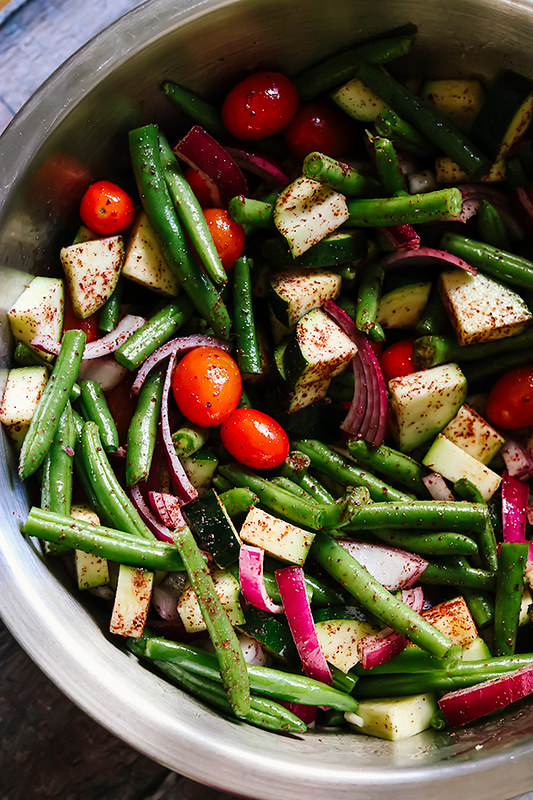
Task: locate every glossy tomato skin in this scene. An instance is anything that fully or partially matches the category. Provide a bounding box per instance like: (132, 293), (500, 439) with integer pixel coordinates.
(203, 208), (245, 270)
(222, 71), (298, 140)
(172, 346), (242, 427)
(380, 339), (417, 384)
(184, 166), (213, 207)
(283, 101), (355, 161)
(62, 293), (99, 343)
(79, 180), (135, 235)
(220, 408), (290, 469)
(485, 365), (533, 429)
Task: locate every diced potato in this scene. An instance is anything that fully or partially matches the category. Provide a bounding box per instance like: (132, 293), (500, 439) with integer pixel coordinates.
(439, 269), (531, 345)
(0, 366), (48, 447)
(60, 235), (124, 318)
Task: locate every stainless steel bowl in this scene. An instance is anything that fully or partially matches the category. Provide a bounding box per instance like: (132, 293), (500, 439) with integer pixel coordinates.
(2, 1), (533, 797)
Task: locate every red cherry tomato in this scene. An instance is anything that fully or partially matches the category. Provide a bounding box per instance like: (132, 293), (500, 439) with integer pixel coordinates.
(485, 365), (533, 430)
(203, 208), (245, 270)
(380, 339), (417, 384)
(184, 166), (213, 208)
(220, 408), (290, 469)
(221, 71), (298, 140)
(283, 101), (356, 161)
(171, 346), (242, 427)
(62, 293), (98, 343)
(79, 180), (135, 235)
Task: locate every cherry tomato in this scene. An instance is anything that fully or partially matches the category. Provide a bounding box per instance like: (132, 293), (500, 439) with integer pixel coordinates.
(221, 71), (298, 140)
(220, 408), (290, 469)
(62, 293), (99, 343)
(380, 339), (417, 384)
(184, 166), (213, 208)
(171, 346), (242, 427)
(283, 101), (356, 161)
(485, 365), (533, 430)
(203, 208), (245, 270)
(79, 180), (135, 235)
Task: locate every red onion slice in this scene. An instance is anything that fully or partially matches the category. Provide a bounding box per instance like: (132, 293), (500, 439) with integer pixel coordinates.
(501, 470), (529, 543)
(174, 125), (248, 208)
(358, 586), (425, 669)
(161, 353), (198, 504)
(239, 545), (283, 614)
(336, 539), (428, 591)
(378, 224), (420, 251)
(148, 491), (186, 529)
(438, 664), (533, 727)
(501, 438), (533, 480)
(380, 246), (477, 275)
(275, 566), (332, 684)
(132, 334), (232, 394)
(31, 314), (146, 360)
(323, 300), (388, 447)
(225, 146), (290, 186)
(423, 472), (455, 501)
(129, 484), (176, 543)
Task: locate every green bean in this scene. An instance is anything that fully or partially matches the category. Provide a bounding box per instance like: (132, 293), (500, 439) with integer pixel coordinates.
(462, 589), (495, 629)
(173, 524), (250, 717)
(129, 125), (231, 339)
(462, 348), (533, 385)
(477, 200), (510, 250)
(302, 152), (382, 197)
(40, 402), (75, 517)
(232, 255), (262, 375)
(218, 487), (258, 517)
(161, 80), (227, 139)
(125, 369), (164, 485)
(158, 132), (227, 286)
(80, 421), (153, 539)
(311, 532), (455, 659)
(218, 462), (365, 530)
(271, 476), (317, 502)
(293, 439), (413, 502)
(172, 424), (209, 457)
(440, 231), (533, 290)
(278, 452), (336, 503)
(371, 528), (478, 557)
(115, 298), (193, 370)
(346, 437), (430, 497)
(355, 262), (385, 340)
(228, 196), (274, 228)
(23, 507), (185, 571)
(415, 284), (450, 337)
(149, 658), (307, 733)
(374, 109), (436, 157)
(355, 654), (533, 698)
(419, 326), (533, 370)
(494, 541), (529, 656)
(19, 329), (86, 481)
(418, 556), (496, 591)
(346, 187), (463, 227)
(355, 63), (491, 179)
(372, 136), (405, 195)
(14, 341), (52, 368)
(98, 279), (123, 333)
(453, 478), (498, 572)
(78, 379), (120, 454)
(343, 498), (489, 534)
(145, 637), (360, 711)
(293, 31), (416, 101)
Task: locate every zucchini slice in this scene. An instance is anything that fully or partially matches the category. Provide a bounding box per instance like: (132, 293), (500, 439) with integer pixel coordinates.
(183, 487), (241, 568)
(470, 69), (533, 160)
(269, 268), (342, 328)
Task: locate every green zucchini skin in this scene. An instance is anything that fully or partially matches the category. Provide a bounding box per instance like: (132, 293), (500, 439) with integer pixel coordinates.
(469, 70), (533, 160)
(183, 487), (241, 568)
